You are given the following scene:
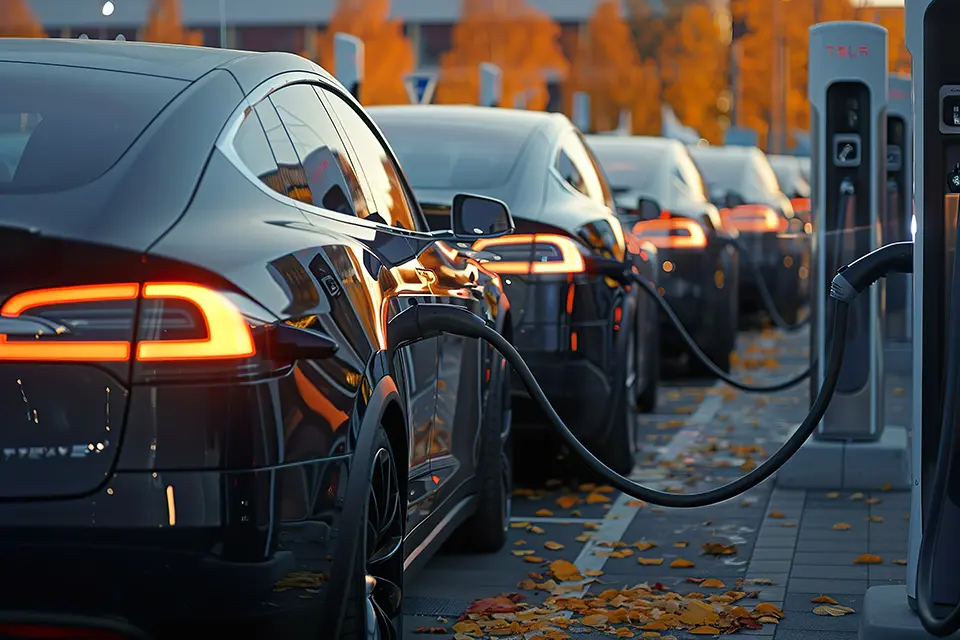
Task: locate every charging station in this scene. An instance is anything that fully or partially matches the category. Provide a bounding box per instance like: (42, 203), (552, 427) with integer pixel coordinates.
(334, 33), (363, 100)
(885, 74), (915, 374)
(779, 21), (911, 491)
(860, 0), (960, 636)
(479, 63), (502, 108)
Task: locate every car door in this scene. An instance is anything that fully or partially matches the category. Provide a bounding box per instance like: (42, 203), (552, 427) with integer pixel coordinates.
(262, 83), (440, 542)
(318, 87), (484, 514)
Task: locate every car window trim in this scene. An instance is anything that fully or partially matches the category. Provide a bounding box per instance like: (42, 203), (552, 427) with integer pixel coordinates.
(215, 71), (429, 241)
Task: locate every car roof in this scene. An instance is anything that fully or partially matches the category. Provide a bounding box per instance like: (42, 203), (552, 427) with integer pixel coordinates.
(0, 38), (257, 81)
(368, 104), (570, 135)
(587, 135), (682, 150)
(690, 144), (759, 158)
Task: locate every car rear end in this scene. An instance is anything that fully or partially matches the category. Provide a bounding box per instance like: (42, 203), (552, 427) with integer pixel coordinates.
(720, 204), (809, 323)
(0, 47), (336, 638)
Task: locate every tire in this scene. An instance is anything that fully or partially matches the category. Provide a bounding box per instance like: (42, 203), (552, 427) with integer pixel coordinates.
(592, 329), (638, 475)
(637, 322), (659, 413)
(452, 352), (512, 553)
(340, 427), (404, 640)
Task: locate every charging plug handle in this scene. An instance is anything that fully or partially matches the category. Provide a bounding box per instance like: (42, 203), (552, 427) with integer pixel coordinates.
(831, 241), (913, 302)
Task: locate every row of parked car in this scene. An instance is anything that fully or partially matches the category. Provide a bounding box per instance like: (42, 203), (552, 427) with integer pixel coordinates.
(0, 39), (811, 640)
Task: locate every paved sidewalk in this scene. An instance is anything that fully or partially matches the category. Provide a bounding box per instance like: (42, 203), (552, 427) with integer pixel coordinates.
(402, 326), (914, 639)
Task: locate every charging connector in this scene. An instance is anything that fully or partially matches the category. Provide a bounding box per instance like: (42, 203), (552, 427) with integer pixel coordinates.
(387, 241), (912, 508)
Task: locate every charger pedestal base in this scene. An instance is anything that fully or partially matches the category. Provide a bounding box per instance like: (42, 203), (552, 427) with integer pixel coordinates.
(860, 585), (960, 639)
(776, 425), (911, 490)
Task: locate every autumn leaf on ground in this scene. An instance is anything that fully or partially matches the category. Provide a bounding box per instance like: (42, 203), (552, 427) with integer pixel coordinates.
(575, 534), (592, 543)
(814, 605), (856, 616)
(674, 541), (689, 548)
(510, 522), (530, 529)
(670, 558), (695, 568)
(854, 554), (883, 564)
(753, 603), (785, 619)
(700, 579), (726, 588)
(689, 626), (722, 635)
(512, 550), (535, 556)
(627, 500), (647, 507)
(452, 621), (482, 634)
(740, 458), (757, 472)
(881, 482), (893, 491)
(528, 525), (546, 534)
(745, 578), (776, 585)
(544, 541), (565, 551)
(464, 594), (525, 614)
(832, 522), (852, 531)
(524, 556), (545, 563)
(584, 569), (604, 576)
(702, 542), (737, 556)
(514, 539), (526, 545)
(595, 485), (615, 493)
(781, 522), (797, 527)
(634, 541), (657, 551)
(651, 508), (665, 513)
(556, 494), (582, 509)
(865, 497), (883, 505)
(536, 509), (554, 517)
(638, 557), (664, 566)
(812, 596), (839, 604)
(825, 491), (840, 499)
(586, 492), (611, 504)
(768, 511), (785, 519)
(850, 492), (865, 500)
(549, 559), (583, 582)
(867, 516), (884, 523)
(580, 614), (608, 627)
(578, 483), (596, 492)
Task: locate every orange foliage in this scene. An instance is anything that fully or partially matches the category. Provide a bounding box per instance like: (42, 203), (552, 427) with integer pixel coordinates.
(732, 0), (856, 149)
(569, 0), (659, 134)
(141, 0), (203, 46)
(437, 0), (568, 110)
(661, 3), (728, 143)
(0, 0), (46, 38)
(309, 0), (415, 105)
(859, 6), (910, 74)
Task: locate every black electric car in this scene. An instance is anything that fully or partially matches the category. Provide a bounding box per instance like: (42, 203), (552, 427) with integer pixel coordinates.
(586, 135), (739, 374)
(688, 145), (810, 325)
(370, 105), (661, 474)
(769, 153), (812, 224)
(0, 39), (516, 639)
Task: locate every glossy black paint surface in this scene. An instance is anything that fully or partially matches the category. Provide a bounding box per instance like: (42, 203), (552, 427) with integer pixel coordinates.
(369, 106), (660, 443)
(0, 39), (510, 635)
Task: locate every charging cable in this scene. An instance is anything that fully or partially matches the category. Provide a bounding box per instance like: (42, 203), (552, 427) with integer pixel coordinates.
(388, 241), (912, 508)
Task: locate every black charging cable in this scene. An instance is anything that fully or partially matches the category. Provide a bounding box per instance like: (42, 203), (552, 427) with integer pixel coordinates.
(721, 235), (810, 332)
(388, 241), (913, 508)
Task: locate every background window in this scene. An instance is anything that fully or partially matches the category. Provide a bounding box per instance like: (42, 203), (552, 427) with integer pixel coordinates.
(269, 84), (368, 217)
(323, 90), (419, 231)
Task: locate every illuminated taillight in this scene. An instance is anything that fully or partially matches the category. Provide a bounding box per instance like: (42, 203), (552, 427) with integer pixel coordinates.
(0, 282), (255, 363)
(631, 218), (708, 250)
(790, 197), (811, 213)
(472, 234), (586, 274)
(719, 205), (784, 233)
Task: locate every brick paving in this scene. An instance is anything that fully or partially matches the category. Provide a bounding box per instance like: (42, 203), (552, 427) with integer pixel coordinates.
(402, 325), (914, 639)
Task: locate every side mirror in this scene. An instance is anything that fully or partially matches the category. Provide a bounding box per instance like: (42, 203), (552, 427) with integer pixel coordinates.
(637, 197), (662, 221)
(724, 192), (745, 208)
(450, 193), (515, 240)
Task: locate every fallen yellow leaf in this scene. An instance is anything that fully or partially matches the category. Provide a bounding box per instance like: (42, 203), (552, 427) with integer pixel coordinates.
(865, 498), (882, 505)
(768, 511), (785, 519)
(528, 525), (545, 534)
(638, 557), (664, 566)
(584, 569), (604, 576)
(580, 614), (607, 627)
(556, 494), (582, 509)
(812, 596), (839, 604)
(753, 603), (784, 618)
(670, 558), (695, 568)
(813, 605), (856, 616)
(627, 500), (647, 507)
(854, 554), (883, 564)
(634, 541), (657, 551)
(639, 621), (667, 630)
(689, 626), (722, 635)
(510, 522), (530, 529)
(867, 516), (884, 523)
(535, 509), (554, 517)
(586, 492), (611, 504)
(453, 621), (483, 634)
(575, 534), (592, 543)
(881, 482), (893, 491)
(512, 550), (535, 556)
(524, 556), (545, 563)
(544, 541), (565, 551)
(674, 541), (689, 548)
(832, 522), (852, 531)
(850, 492), (865, 500)
(550, 559), (583, 581)
(740, 458), (757, 472)
(825, 491), (840, 499)
(700, 579), (726, 588)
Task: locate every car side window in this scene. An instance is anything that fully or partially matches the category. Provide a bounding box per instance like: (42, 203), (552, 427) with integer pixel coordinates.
(232, 108), (283, 195)
(558, 133), (607, 207)
(579, 133), (616, 210)
(267, 84), (370, 218)
(320, 89), (420, 231)
(556, 149), (587, 195)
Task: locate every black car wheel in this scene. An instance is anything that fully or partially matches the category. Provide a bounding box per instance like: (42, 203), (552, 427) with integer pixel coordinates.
(452, 353), (513, 553)
(593, 329), (638, 475)
(341, 428), (404, 640)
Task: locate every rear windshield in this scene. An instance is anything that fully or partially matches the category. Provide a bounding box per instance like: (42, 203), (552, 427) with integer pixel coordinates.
(374, 117), (529, 190)
(589, 143), (660, 193)
(0, 62), (186, 193)
(688, 150), (749, 190)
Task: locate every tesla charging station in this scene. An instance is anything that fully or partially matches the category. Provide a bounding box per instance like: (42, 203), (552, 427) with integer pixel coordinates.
(860, 0), (960, 636)
(886, 74), (915, 355)
(779, 21), (910, 491)
(334, 33), (363, 100)
(479, 63), (502, 108)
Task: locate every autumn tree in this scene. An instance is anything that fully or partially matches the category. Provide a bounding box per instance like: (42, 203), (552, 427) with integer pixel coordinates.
(0, 0), (47, 38)
(732, 0), (856, 150)
(140, 0), (202, 46)
(309, 0), (415, 106)
(660, 3), (728, 143)
(437, 0), (568, 110)
(859, 6), (910, 74)
(569, 0), (659, 134)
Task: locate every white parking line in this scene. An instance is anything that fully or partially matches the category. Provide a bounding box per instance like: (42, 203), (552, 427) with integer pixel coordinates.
(565, 381), (725, 597)
(509, 516), (606, 525)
